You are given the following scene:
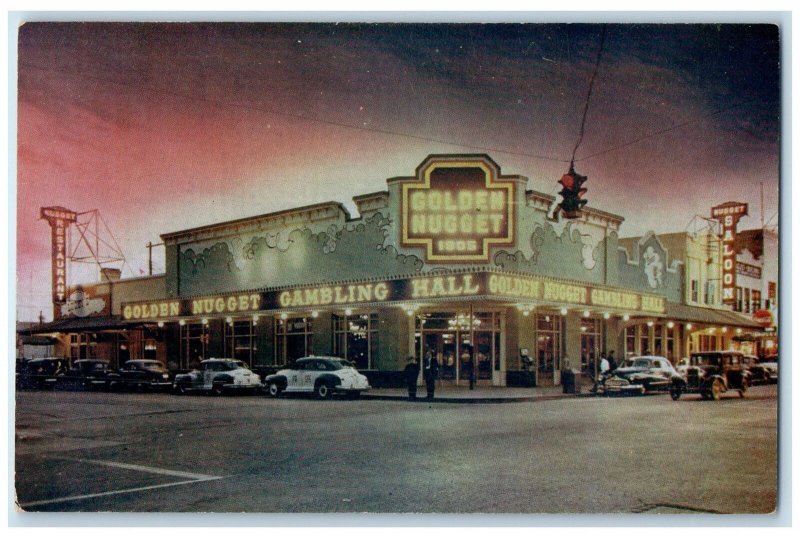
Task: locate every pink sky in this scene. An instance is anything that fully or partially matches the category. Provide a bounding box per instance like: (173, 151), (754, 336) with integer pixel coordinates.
(16, 23), (781, 321)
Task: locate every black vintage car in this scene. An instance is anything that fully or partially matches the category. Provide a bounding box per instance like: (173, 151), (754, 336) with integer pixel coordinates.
(55, 359), (121, 391)
(117, 360), (173, 391)
(670, 351), (751, 401)
(16, 358), (69, 390)
(601, 356), (680, 395)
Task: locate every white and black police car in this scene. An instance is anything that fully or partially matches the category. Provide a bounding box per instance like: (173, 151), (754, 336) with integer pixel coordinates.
(264, 356), (370, 399)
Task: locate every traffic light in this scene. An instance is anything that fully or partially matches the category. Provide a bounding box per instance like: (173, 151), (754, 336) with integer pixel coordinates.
(553, 164), (588, 220)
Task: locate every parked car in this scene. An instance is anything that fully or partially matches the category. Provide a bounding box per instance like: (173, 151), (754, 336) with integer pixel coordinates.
(264, 356), (371, 399)
(670, 351), (751, 401)
(602, 355), (680, 395)
(55, 359), (121, 391)
(117, 360), (173, 391)
(172, 358), (261, 395)
(742, 355), (767, 385)
(16, 357), (69, 390)
(755, 354), (778, 384)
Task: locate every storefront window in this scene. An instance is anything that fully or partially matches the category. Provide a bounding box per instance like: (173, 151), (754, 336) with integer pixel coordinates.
(536, 313), (562, 384)
(580, 317), (601, 373)
(625, 326), (635, 356)
(181, 323), (208, 369)
(752, 290), (762, 311)
(653, 325), (663, 356)
(225, 319), (257, 365)
(333, 313), (378, 370)
(275, 317), (313, 363)
(691, 280), (699, 303)
(666, 326), (675, 362)
(70, 333), (91, 361)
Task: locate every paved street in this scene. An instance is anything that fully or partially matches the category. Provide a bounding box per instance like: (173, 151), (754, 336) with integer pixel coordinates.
(14, 384), (778, 515)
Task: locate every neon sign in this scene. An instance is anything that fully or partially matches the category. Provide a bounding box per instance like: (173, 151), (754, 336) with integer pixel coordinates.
(401, 157), (515, 262)
(40, 206), (78, 312)
(122, 271), (666, 320)
(712, 202), (748, 305)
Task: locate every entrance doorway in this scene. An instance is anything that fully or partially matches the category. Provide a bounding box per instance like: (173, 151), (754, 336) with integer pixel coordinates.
(414, 311), (503, 386)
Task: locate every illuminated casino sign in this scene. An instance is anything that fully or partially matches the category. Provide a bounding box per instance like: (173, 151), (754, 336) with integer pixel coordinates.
(401, 157), (515, 262)
(122, 271), (666, 320)
(40, 206), (78, 312)
(711, 202), (748, 305)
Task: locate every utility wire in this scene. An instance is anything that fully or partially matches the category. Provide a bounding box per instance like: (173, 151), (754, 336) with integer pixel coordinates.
(21, 60), (765, 169)
(570, 25), (606, 166)
(19, 62), (569, 164)
(574, 97), (760, 163)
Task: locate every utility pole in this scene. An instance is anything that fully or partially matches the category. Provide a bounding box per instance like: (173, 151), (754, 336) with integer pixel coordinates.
(147, 242), (153, 275)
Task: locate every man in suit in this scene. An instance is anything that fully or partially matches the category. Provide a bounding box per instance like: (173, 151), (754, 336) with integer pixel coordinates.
(404, 356), (420, 400)
(423, 350), (439, 400)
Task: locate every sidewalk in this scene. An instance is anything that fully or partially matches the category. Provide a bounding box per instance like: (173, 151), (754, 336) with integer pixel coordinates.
(361, 384), (595, 403)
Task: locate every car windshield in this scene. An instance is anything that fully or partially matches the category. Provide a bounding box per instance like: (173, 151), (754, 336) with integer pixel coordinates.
(691, 354), (720, 366)
(326, 359), (355, 371)
(631, 359), (653, 368)
(137, 361), (166, 372)
(224, 361), (248, 370)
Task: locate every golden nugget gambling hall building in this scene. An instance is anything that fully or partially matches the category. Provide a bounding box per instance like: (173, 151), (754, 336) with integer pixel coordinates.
(26, 154), (763, 387)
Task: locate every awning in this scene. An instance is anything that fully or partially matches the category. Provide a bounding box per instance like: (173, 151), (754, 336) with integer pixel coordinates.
(22, 316), (150, 334)
(19, 335), (58, 346)
(661, 302), (763, 329)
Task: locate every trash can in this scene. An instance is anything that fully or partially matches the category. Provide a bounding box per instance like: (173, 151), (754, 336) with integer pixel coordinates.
(561, 369), (575, 394)
(562, 369), (581, 394)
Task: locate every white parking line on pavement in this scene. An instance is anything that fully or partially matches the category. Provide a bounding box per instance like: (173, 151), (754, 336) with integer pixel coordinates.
(70, 458), (221, 481)
(17, 458), (224, 509)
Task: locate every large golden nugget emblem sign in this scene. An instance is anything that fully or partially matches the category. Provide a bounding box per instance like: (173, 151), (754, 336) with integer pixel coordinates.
(401, 156), (515, 262)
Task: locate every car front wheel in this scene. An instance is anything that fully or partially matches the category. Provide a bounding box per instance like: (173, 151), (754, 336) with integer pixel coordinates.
(710, 379), (723, 401)
(212, 383), (225, 396)
(670, 387), (681, 401)
(267, 382), (282, 398)
(739, 379), (749, 398)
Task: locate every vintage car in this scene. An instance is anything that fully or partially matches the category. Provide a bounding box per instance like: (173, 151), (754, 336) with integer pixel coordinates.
(264, 356), (371, 399)
(172, 358), (261, 395)
(602, 355), (680, 395)
(55, 359), (121, 391)
(117, 360), (173, 391)
(16, 357), (69, 390)
(670, 350), (751, 401)
(755, 354), (778, 383)
(742, 355), (768, 384)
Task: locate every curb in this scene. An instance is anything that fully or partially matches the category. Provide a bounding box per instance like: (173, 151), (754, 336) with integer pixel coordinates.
(360, 392), (596, 404)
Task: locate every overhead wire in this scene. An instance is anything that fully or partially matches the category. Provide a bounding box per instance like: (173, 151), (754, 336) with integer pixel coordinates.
(570, 25), (606, 166)
(20, 61), (765, 168)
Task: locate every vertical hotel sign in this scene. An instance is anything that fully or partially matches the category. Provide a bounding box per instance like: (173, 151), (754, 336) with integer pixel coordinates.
(711, 202), (748, 305)
(401, 156), (515, 262)
(40, 206), (78, 311)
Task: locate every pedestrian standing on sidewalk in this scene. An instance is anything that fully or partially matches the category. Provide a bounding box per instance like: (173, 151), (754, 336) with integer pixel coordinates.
(600, 354), (610, 375)
(461, 346), (476, 390)
(423, 350), (439, 400)
(404, 356), (420, 400)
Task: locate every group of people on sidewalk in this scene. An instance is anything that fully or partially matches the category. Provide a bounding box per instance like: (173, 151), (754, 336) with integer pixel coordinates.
(403, 348), (477, 401)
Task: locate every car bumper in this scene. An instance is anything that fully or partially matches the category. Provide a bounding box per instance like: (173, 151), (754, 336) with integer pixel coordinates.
(333, 385), (370, 393)
(224, 382), (262, 390)
(604, 383), (644, 393)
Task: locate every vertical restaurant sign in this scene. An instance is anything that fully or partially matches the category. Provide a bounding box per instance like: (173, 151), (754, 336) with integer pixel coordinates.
(401, 157), (515, 262)
(711, 202), (748, 305)
(40, 206), (78, 310)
